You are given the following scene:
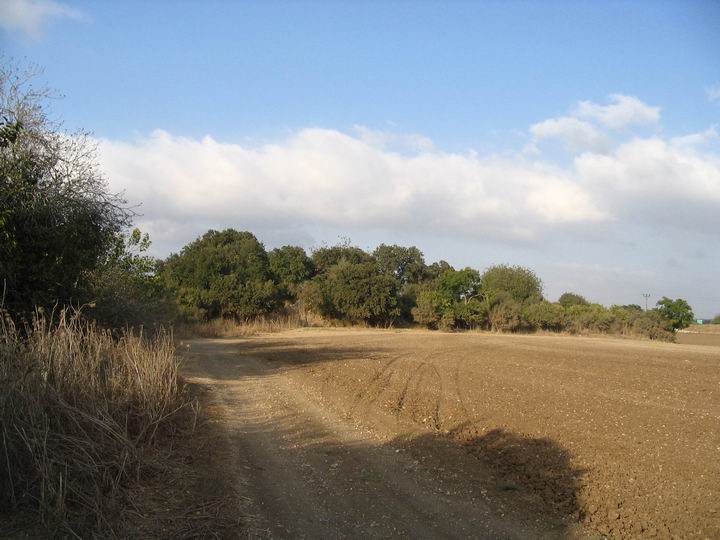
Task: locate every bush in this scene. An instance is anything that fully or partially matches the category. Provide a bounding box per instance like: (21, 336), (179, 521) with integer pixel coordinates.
(161, 229), (279, 321)
(558, 292), (588, 308)
(0, 310), (192, 535)
(713, 314), (720, 324)
(268, 245), (315, 301)
(481, 264), (543, 304)
(631, 311), (675, 341)
(489, 300), (524, 332)
(524, 301), (564, 331)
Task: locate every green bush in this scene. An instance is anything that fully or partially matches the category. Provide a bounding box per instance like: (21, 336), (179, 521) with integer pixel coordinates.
(481, 264), (543, 304)
(558, 292), (588, 308)
(524, 301), (564, 331)
(489, 300), (524, 332)
(655, 297), (694, 330)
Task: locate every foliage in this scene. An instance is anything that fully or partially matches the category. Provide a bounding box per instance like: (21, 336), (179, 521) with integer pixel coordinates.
(0, 64), (130, 319)
(269, 245), (314, 300)
(373, 244), (426, 285)
(161, 229), (279, 321)
(481, 264), (543, 304)
(524, 301), (564, 331)
(713, 314), (720, 324)
(311, 243), (373, 274)
(489, 299), (524, 332)
(655, 297), (694, 330)
(558, 292), (589, 308)
(85, 229), (176, 328)
(425, 260), (454, 280)
(411, 268), (485, 330)
(314, 261), (400, 324)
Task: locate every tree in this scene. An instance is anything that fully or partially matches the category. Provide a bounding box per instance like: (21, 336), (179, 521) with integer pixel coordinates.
(268, 245), (314, 300)
(655, 297), (694, 330)
(558, 292), (588, 308)
(311, 244), (373, 274)
(411, 268), (485, 330)
(425, 260), (454, 280)
(524, 301), (564, 331)
(86, 228), (176, 328)
(373, 244), (426, 286)
(713, 314), (720, 325)
(0, 64), (130, 318)
(481, 265), (543, 304)
(161, 229), (279, 320)
(315, 261), (399, 325)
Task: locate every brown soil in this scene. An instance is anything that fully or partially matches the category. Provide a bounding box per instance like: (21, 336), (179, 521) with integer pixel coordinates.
(181, 329), (720, 539)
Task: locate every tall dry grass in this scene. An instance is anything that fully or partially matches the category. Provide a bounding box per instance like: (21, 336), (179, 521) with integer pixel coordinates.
(176, 312), (313, 338)
(0, 309), (194, 536)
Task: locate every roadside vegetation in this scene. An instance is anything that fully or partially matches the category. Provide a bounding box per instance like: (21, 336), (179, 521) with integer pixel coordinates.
(161, 230), (691, 342)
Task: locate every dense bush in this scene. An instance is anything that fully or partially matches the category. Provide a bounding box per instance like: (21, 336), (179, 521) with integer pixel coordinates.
(655, 297), (694, 330)
(524, 301), (564, 331)
(558, 292), (588, 308)
(480, 264), (543, 304)
(269, 245), (315, 301)
(161, 229), (280, 321)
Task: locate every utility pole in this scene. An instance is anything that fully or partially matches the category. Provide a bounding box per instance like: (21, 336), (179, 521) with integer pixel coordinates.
(642, 293), (651, 311)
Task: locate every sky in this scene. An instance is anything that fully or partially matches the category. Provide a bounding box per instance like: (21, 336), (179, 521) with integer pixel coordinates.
(1, 0), (719, 316)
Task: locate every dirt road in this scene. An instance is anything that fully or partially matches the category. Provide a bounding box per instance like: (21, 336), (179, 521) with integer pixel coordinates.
(181, 329), (720, 539)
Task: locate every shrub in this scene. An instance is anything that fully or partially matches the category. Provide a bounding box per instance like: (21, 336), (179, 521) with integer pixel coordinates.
(631, 311), (675, 341)
(269, 246), (315, 301)
(558, 292), (588, 308)
(0, 310), (192, 535)
(713, 314), (720, 324)
(481, 264), (543, 304)
(489, 300), (524, 332)
(524, 301), (564, 331)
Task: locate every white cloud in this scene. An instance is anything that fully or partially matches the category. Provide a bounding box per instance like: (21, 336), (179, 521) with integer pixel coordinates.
(574, 94), (660, 129)
(529, 116), (610, 153)
(98, 128), (608, 250)
(0, 0), (83, 37)
(707, 84), (720, 104)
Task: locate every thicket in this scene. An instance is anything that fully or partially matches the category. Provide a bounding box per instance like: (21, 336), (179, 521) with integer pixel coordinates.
(160, 229), (692, 342)
(1, 64), (193, 536)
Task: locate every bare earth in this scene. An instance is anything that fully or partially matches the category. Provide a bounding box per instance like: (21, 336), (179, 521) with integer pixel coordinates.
(181, 329), (720, 539)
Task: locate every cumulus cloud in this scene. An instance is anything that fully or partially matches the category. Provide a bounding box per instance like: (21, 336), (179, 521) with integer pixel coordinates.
(97, 118), (720, 256)
(0, 0), (83, 37)
(529, 116), (610, 153)
(98, 128), (608, 250)
(574, 94), (660, 129)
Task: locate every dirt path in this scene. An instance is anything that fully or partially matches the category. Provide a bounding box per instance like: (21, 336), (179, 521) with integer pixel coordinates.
(181, 329), (720, 539)
(181, 338), (569, 539)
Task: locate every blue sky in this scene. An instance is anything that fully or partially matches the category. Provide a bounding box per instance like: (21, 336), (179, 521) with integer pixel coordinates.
(2, 0), (720, 316)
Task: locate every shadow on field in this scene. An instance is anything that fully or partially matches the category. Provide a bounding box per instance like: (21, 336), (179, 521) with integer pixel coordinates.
(180, 337), (588, 538)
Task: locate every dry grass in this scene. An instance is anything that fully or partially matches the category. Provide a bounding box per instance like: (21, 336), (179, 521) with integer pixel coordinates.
(176, 312), (314, 338)
(0, 309), (195, 537)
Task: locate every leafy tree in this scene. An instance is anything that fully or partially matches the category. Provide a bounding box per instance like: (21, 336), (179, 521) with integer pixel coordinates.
(411, 268), (485, 329)
(558, 292), (589, 308)
(481, 264), (543, 304)
(311, 244), (373, 274)
(315, 261), (399, 324)
(373, 244), (426, 286)
(0, 64), (130, 318)
(713, 314), (720, 324)
(655, 297), (694, 330)
(269, 245), (314, 300)
(161, 229), (278, 320)
(425, 260), (454, 280)
(86, 229), (175, 328)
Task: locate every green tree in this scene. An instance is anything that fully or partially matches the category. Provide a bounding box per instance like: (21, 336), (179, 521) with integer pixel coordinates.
(524, 301), (564, 331)
(425, 260), (454, 280)
(86, 229), (175, 328)
(480, 264), (543, 304)
(315, 261), (399, 324)
(655, 297), (694, 330)
(161, 229), (278, 320)
(268, 245), (314, 300)
(373, 244), (426, 286)
(0, 64), (130, 318)
(558, 292), (589, 308)
(311, 244), (373, 274)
